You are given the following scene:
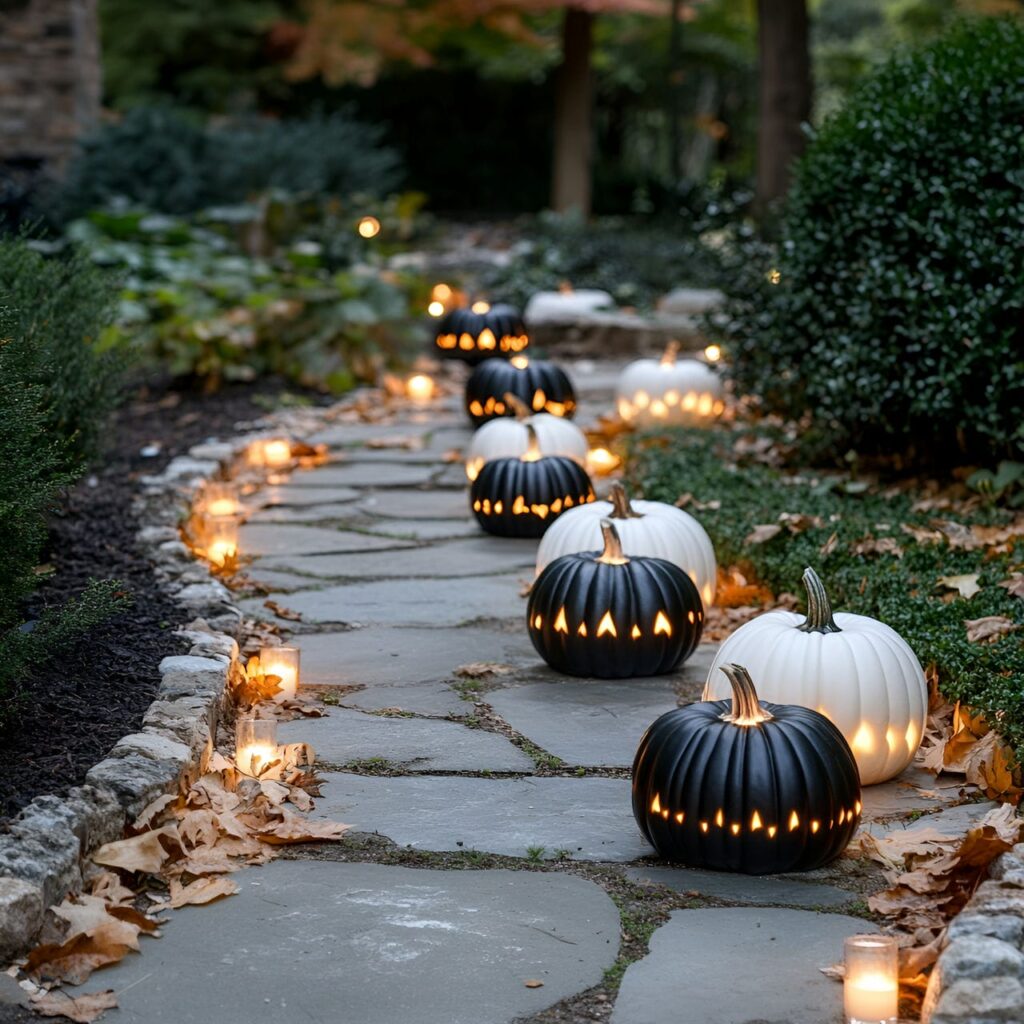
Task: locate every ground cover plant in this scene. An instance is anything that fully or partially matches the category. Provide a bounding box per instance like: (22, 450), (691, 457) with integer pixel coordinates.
(631, 425), (1024, 776)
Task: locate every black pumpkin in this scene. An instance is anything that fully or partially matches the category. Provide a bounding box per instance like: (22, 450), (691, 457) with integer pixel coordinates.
(465, 356), (577, 426)
(632, 663), (861, 874)
(434, 303), (528, 364)
(470, 428), (594, 538)
(527, 520), (703, 678)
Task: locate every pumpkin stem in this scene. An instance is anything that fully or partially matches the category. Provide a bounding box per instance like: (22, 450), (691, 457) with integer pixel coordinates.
(597, 518), (629, 565)
(797, 567), (842, 634)
(520, 422), (541, 462)
(720, 664), (774, 725)
(608, 482), (642, 519)
(504, 392), (531, 420)
(660, 339), (680, 366)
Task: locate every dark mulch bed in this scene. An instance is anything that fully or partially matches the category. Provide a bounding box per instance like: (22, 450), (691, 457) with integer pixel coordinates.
(0, 378), (319, 821)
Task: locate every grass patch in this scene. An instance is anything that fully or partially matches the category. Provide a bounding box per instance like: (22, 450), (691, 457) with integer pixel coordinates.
(631, 426), (1024, 762)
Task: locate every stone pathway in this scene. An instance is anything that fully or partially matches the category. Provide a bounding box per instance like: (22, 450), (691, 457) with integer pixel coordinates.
(70, 361), (990, 1023)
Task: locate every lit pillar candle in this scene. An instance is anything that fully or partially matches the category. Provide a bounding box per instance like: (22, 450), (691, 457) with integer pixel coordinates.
(259, 645), (300, 701)
(203, 481), (240, 518)
(234, 717), (278, 777)
(586, 447), (621, 477)
(844, 934), (898, 1024)
(206, 515), (239, 567)
(248, 438), (293, 470)
(406, 374), (436, 401)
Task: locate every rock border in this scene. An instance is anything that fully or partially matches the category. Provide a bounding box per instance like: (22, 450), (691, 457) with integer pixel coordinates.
(0, 403), (325, 960)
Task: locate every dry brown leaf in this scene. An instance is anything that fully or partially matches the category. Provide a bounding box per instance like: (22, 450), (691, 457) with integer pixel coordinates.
(168, 876), (239, 908)
(25, 929), (136, 986)
(263, 600), (302, 621)
(131, 793), (177, 831)
(998, 573), (1024, 599)
(91, 825), (179, 875)
(777, 513), (824, 533)
(901, 523), (945, 545)
(930, 519), (980, 550)
(454, 662), (513, 678)
(935, 574), (980, 599)
(818, 531), (839, 557)
(853, 536), (904, 558)
(30, 989), (118, 1023)
(255, 809), (351, 845)
(964, 615), (1018, 644)
(524, 979), (545, 989)
(745, 523), (782, 545)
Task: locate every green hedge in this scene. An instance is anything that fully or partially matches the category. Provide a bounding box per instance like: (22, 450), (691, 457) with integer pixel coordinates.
(717, 18), (1024, 464)
(632, 427), (1024, 763)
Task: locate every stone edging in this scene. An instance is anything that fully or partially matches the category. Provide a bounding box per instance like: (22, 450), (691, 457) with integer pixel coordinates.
(922, 843), (1024, 1023)
(0, 407), (322, 961)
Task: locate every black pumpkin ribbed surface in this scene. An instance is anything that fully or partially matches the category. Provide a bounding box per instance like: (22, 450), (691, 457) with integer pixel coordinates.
(465, 358), (576, 426)
(527, 550), (703, 678)
(435, 305), (528, 364)
(632, 697), (861, 873)
(470, 456), (594, 539)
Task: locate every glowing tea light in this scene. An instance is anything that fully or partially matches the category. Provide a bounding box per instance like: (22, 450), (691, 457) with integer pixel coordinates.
(586, 447), (621, 477)
(202, 481), (240, 518)
(259, 645), (300, 702)
(427, 300), (445, 317)
(248, 437), (293, 470)
(406, 373), (436, 401)
(206, 515), (238, 568)
(704, 343), (722, 363)
(357, 216), (381, 239)
(471, 300), (491, 314)
(235, 717), (279, 777)
(844, 934), (898, 1024)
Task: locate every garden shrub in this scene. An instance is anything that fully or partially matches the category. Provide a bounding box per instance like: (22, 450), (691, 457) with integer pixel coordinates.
(632, 426), (1024, 764)
(60, 107), (404, 218)
(718, 18), (1024, 464)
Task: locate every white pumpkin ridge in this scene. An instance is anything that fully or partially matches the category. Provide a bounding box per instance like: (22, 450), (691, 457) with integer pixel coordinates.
(536, 481), (717, 608)
(615, 341), (724, 426)
(704, 567), (927, 785)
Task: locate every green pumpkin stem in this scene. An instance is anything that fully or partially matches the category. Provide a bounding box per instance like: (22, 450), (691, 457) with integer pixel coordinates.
(720, 664), (773, 725)
(608, 482), (642, 519)
(597, 518), (629, 565)
(504, 392), (531, 420)
(797, 567), (842, 634)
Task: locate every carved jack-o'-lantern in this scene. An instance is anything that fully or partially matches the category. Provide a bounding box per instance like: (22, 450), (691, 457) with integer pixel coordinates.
(465, 393), (589, 482)
(615, 342), (724, 426)
(470, 426), (594, 538)
(434, 302), (529, 365)
(633, 663), (861, 874)
(465, 356), (577, 427)
(704, 567), (927, 785)
(527, 519), (703, 678)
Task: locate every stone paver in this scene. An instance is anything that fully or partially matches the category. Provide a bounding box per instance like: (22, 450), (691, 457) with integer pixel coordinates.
(286, 626), (536, 688)
(257, 483), (363, 507)
(863, 800), (998, 840)
(68, 861), (619, 1024)
(489, 680), (679, 767)
(238, 523), (415, 557)
(245, 502), (369, 524)
(339, 681), (467, 717)
(625, 866), (854, 909)
(361, 517), (480, 540)
(612, 908), (876, 1024)
(279, 708), (535, 772)
(354, 488), (470, 519)
(860, 767), (970, 821)
(244, 573), (527, 626)
(314, 774), (650, 862)
(285, 462), (437, 488)
(307, 421), (434, 446)
(252, 536), (537, 580)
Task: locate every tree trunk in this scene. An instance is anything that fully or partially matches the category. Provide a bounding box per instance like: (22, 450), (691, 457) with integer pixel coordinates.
(551, 7), (593, 216)
(755, 0), (811, 213)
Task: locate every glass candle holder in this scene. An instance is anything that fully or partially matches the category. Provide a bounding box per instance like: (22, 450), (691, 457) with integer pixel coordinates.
(844, 934), (898, 1024)
(235, 717), (278, 777)
(259, 645), (300, 702)
(206, 515), (239, 567)
(406, 374), (436, 401)
(586, 447), (621, 477)
(248, 437), (293, 470)
(203, 481), (240, 519)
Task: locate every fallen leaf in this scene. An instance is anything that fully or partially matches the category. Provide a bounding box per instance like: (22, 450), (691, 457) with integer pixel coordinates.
(745, 523), (782, 545)
(901, 523), (945, 546)
(454, 662), (513, 678)
(263, 600), (302, 622)
(91, 825), (179, 875)
(168, 877), (239, 908)
(853, 536), (904, 558)
(964, 615), (1018, 644)
(819, 963), (844, 982)
(30, 989), (118, 1023)
(524, 980), (545, 989)
(998, 574), (1024, 599)
(25, 929), (136, 985)
(818, 532), (839, 557)
(935, 574), (980, 599)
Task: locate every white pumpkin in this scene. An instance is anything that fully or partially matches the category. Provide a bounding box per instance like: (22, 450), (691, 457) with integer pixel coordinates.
(535, 481), (717, 608)
(704, 567), (927, 785)
(465, 393), (588, 481)
(615, 342), (724, 426)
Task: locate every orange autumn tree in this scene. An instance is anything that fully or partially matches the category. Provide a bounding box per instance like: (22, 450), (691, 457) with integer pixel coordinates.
(283, 0), (669, 215)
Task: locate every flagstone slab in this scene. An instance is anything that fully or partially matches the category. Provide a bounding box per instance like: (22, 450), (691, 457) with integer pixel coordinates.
(243, 573), (527, 626)
(246, 503), (370, 524)
(337, 681), (468, 717)
(238, 524), (415, 557)
(424, 426), (476, 453)
(257, 483), (363, 507)
(861, 799), (998, 840)
(859, 767), (971, 821)
(432, 463), (474, 489)
(68, 861), (620, 1024)
(314, 773), (650, 861)
(611, 907), (876, 1024)
(625, 865), (854, 909)
(286, 626), (538, 689)
(282, 462), (438, 489)
(488, 681), (679, 767)
(361, 517), (481, 540)
(306, 421), (434, 446)
(355, 488), (471, 519)
(253, 536), (538, 580)
(279, 708), (535, 772)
